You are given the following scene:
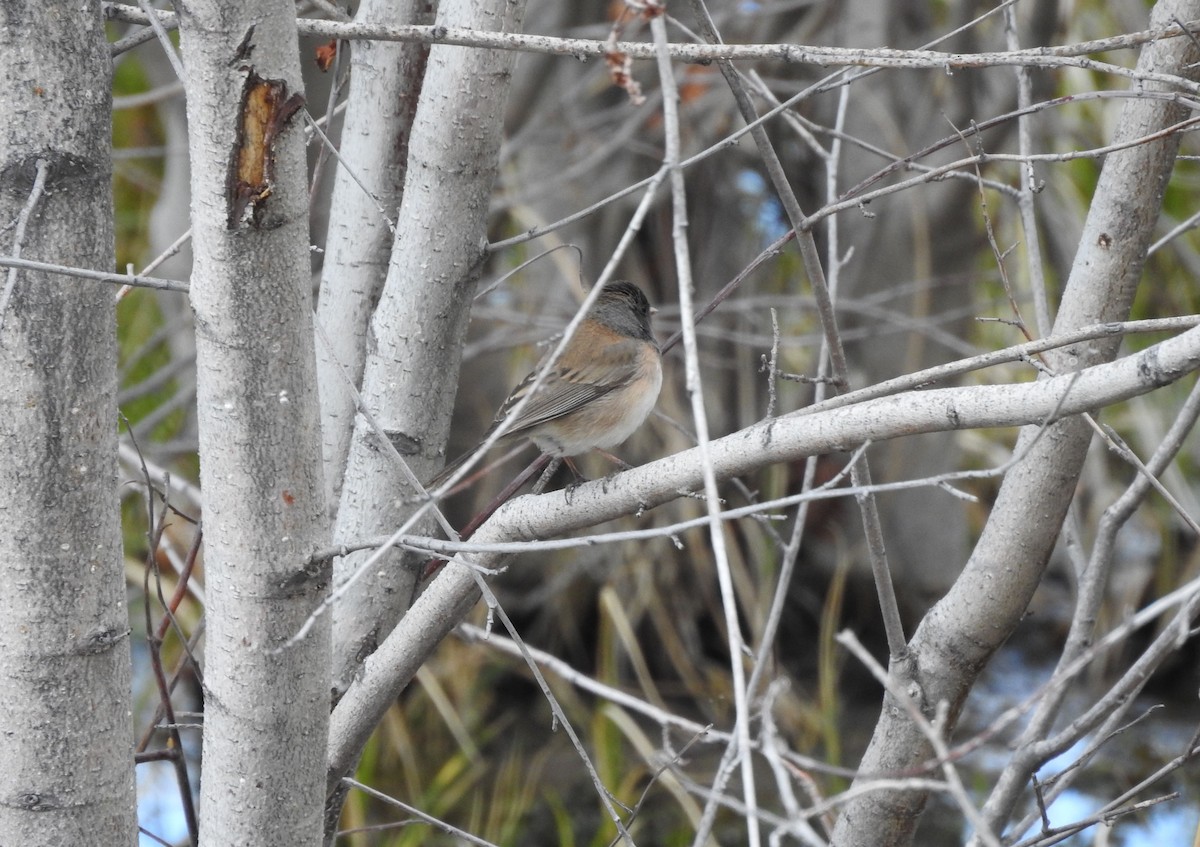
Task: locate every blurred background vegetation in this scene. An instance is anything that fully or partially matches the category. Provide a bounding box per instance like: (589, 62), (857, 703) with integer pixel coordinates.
(114, 2), (1200, 844)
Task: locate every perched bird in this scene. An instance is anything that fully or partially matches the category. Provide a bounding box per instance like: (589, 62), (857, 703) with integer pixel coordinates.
(430, 281), (662, 489)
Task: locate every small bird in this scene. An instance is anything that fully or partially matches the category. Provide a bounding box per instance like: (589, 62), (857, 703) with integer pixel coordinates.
(429, 281), (663, 490)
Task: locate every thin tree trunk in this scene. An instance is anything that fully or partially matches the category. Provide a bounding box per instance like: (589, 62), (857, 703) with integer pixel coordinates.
(174, 1), (332, 844)
(329, 0), (527, 696)
(315, 0), (433, 512)
(0, 2), (137, 844)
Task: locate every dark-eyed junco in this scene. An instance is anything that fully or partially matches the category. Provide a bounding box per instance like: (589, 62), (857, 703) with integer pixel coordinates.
(430, 281), (662, 489)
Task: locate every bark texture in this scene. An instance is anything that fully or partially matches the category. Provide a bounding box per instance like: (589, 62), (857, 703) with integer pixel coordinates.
(330, 0), (528, 696)
(315, 0), (433, 511)
(175, 1), (333, 844)
(0, 2), (137, 844)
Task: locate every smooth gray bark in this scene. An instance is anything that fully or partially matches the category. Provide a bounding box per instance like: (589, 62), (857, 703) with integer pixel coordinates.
(174, 1), (332, 844)
(0, 2), (137, 844)
(329, 0), (527, 696)
(315, 0), (433, 511)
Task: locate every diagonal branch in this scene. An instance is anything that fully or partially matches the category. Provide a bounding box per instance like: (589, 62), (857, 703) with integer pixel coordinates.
(0, 159), (49, 329)
(326, 319), (1200, 788)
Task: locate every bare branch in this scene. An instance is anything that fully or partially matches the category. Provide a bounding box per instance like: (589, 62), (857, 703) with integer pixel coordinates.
(0, 255), (188, 292)
(105, 2), (1200, 91)
(0, 159), (49, 328)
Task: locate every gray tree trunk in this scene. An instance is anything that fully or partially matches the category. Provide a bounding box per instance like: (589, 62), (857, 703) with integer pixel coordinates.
(329, 0), (527, 696)
(173, 1), (332, 844)
(0, 2), (137, 844)
(315, 0), (432, 512)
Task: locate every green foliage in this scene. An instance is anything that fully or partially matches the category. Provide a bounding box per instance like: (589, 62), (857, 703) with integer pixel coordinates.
(111, 53), (164, 270)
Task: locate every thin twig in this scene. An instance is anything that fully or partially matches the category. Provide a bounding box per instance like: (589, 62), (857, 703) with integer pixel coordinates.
(687, 0), (908, 664)
(0, 159), (50, 330)
(0, 255), (187, 292)
(304, 110), (397, 234)
(135, 0), (186, 80)
(104, 4), (1200, 91)
(952, 117), (1031, 342)
(339, 778), (504, 847)
(118, 226), (193, 301)
(1004, 4), (1053, 335)
(469, 573), (637, 844)
(126, 420), (199, 845)
(650, 6), (761, 844)
(746, 77), (851, 754)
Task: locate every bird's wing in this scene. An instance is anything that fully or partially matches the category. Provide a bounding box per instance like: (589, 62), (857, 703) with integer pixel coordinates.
(492, 339), (643, 437)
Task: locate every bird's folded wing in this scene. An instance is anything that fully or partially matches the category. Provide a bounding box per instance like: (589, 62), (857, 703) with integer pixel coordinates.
(492, 339), (642, 437)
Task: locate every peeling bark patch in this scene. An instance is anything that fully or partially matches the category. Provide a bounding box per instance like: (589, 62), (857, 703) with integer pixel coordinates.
(80, 626), (127, 654)
(1137, 346), (1173, 387)
(231, 25), (256, 65)
(1138, 347), (1156, 381)
(1, 152), (94, 194)
(278, 556), (331, 596)
(226, 71), (305, 229)
(354, 631), (379, 665)
(385, 430), (421, 456)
